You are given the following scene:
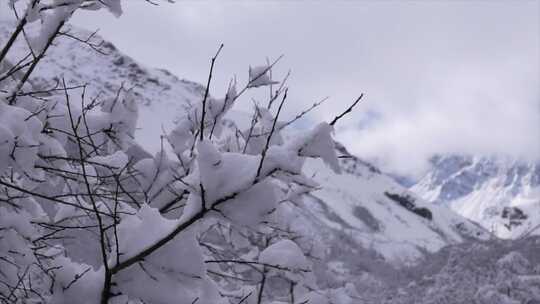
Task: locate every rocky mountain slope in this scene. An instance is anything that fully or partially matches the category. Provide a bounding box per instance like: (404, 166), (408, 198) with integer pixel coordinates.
(411, 155), (540, 239)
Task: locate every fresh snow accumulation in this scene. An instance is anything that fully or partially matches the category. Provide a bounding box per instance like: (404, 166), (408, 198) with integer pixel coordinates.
(1, 6), (539, 303)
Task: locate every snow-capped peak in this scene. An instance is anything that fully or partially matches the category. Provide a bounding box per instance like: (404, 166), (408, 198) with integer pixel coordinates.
(410, 154), (540, 239)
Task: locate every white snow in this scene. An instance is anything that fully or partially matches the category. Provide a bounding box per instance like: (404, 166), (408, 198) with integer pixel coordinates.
(247, 65), (278, 88)
(259, 239), (310, 270)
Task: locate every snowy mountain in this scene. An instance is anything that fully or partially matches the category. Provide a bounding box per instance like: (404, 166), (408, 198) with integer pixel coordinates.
(410, 154), (540, 239)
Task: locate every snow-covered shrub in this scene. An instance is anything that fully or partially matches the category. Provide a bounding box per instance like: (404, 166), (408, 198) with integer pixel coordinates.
(357, 239), (540, 304)
(0, 1), (362, 303)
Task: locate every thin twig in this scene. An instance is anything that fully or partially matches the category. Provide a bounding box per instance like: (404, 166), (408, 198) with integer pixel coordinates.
(255, 88), (288, 180)
(200, 43), (224, 141)
(329, 93), (364, 126)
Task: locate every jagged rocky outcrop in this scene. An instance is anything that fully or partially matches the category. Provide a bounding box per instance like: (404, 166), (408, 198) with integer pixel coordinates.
(384, 192), (433, 221)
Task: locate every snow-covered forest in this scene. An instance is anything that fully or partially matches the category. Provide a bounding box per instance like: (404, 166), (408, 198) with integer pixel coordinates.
(1, 1), (539, 304)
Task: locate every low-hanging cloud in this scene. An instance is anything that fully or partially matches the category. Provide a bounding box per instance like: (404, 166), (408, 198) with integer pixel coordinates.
(337, 43), (540, 175)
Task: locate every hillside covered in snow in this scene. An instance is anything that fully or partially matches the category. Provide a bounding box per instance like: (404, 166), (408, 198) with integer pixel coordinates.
(0, 19), (204, 154)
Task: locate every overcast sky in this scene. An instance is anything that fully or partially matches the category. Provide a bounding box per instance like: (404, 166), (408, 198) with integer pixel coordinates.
(62, 1), (540, 175)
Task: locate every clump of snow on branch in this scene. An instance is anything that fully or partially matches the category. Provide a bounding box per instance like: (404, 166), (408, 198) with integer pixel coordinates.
(248, 65), (279, 88)
(259, 239), (310, 270)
